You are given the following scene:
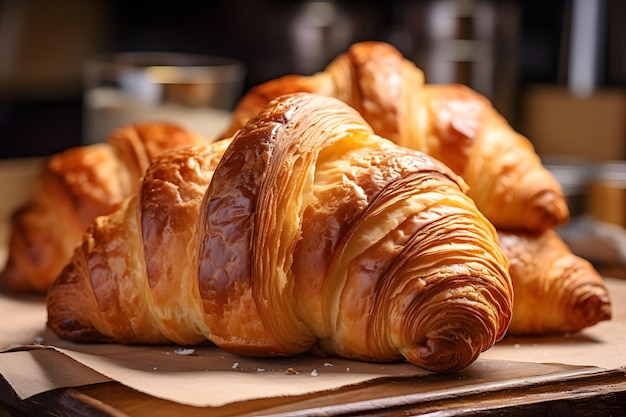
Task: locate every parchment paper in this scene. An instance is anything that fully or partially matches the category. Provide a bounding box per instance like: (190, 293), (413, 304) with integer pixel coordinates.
(0, 289), (434, 407)
(1, 277), (625, 408)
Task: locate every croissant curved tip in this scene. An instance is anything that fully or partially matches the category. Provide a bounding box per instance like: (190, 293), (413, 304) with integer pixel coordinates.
(46, 316), (113, 344)
(539, 190), (570, 226)
(575, 292), (612, 328)
(562, 270), (612, 333)
(47, 284), (110, 344)
(45, 249), (111, 344)
(400, 336), (480, 373)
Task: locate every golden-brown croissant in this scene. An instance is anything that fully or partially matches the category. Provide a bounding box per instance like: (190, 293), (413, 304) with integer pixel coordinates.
(0, 123), (205, 293)
(498, 229), (611, 335)
(47, 93), (513, 373)
(222, 41), (569, 233)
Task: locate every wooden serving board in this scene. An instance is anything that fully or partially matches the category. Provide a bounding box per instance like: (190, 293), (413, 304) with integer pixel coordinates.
(1, 278), (626, 415)
(2, 359), (625, 416)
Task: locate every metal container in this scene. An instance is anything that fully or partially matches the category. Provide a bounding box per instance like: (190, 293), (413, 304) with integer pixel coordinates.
(586, 161), (626, 228)
(544, 159), (596, 219)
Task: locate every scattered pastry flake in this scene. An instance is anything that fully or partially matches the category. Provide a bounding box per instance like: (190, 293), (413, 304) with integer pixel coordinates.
(323, 362), (334, 367)
(174, 348), (195, 356)
(286, 367), (299, 375)
(311, 369), (318, 377)
(257, 368), (266, 372)
(232, 362), (239, 369)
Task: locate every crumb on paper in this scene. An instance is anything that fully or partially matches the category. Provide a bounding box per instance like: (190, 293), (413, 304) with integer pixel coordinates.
(310, 369), (318, 377)
(323, 362), (334, 367)
(232, 362), (239, 369)
(286, 367), (299, 375)
(174, 348), (195, 355)
(514, 343), (521, 349)
(257, 368), (266, 372)
(346, 367), (350, 372)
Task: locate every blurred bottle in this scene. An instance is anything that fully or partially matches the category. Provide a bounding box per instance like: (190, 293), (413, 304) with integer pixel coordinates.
(398, 0), (521, 121)
(288, 0), (383, 75)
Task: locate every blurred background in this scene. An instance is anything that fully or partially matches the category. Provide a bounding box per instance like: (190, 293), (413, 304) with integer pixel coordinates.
(0, 0), (624, 160)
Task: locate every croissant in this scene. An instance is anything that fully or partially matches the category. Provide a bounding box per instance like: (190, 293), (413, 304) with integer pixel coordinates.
(47, 93), (513, 373)
(0, 123), (205, 293)
(222, 41), (569, 233)
(498, 229), (611, 335)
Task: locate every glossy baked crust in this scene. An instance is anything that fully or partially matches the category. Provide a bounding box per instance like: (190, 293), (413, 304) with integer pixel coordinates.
(47, 93), (513, 373)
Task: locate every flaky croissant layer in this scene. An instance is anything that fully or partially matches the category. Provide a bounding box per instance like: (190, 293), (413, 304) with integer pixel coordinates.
(47, 93), (513, 373)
